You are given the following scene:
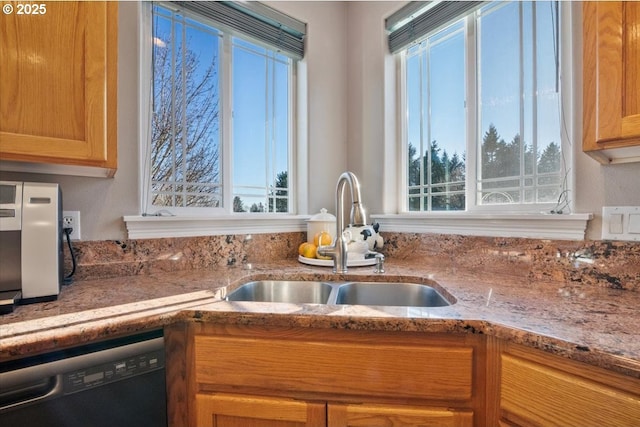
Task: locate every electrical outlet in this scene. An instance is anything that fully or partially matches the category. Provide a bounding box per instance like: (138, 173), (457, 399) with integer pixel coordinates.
(62, 211), (81, 241)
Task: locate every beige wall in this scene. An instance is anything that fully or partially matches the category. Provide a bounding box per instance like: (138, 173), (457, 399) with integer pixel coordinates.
(2, 1), (639, 241)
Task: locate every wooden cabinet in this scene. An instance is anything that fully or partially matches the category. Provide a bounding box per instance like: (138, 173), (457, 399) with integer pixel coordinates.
(583, 1), (640, 164)
(489, 340), (640, 427)
(196, 393), (326, 427)
(194, 394), (474, 427)
(0, 1), (118, 176)
(165, 323), (485, 427)
(328, 402), (473, 427)
(166, 322), (640, 427)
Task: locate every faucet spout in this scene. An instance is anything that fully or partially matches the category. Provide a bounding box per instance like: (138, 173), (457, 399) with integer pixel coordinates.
(317, 171), (367, 273)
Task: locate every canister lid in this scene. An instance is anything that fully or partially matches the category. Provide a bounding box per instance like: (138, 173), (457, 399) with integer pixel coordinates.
(307, 208), (336, 222)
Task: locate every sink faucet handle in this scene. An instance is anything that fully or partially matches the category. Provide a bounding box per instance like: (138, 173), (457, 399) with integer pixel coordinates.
(374, 253), (385, 274)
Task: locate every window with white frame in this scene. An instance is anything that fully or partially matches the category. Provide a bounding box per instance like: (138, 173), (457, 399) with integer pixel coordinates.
(395, 1), (567, 213)
(144, 2), (302, 215)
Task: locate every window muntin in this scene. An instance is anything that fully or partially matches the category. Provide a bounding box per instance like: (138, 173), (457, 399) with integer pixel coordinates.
(148, 4), (293, 214)
(403, 1), (564, 212)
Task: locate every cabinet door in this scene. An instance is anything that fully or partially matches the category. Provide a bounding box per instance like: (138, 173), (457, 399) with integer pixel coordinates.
(0, 1), (117, 173)
(195, 393), (326, 427)
(583, 1), (640, 163)
(500, 353), (640, 427)
(328, 403), (473, 427)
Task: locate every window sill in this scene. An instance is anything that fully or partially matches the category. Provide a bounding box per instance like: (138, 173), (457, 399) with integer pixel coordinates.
(124, 212), (593, 241)
(123, 214), (308, 239)
(371, 212), (593, 241)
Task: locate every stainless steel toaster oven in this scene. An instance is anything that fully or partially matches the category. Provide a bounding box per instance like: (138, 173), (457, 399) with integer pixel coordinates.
(0, 181), (63, 314)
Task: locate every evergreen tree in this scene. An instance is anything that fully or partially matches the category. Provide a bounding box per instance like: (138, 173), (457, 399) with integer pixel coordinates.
(407, 142), (421, 211)
(268, 171), (288, 213)
(233, 196), (245, 212)
(428, 141), (445, 184)
(481, 124), (502, 178)
(250, 202), (265, 212)
(408, 142), (421, 187)
(504, 133), (522, 177)
(538, 142), (561, 173)
(412, 141), (465, 211)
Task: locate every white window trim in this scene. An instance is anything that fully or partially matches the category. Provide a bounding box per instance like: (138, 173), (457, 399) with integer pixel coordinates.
(372, 212), (592, 241)
(124, 213), (308, 239)
(124, 211), (592, 240)
(126, 2), (307, 239)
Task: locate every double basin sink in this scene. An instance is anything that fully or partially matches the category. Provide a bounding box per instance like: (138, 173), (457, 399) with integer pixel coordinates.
(226, 280), (452, 308)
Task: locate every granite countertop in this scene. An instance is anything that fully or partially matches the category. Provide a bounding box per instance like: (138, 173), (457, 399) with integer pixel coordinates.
(1, 258), (639, 379)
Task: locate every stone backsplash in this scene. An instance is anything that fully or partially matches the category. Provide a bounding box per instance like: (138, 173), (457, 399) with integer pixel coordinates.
(64, 232), (640, 291)
(382, 233), (640, 291)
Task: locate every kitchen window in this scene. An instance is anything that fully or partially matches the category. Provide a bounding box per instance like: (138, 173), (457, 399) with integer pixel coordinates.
(140, 2), (303, 217)
(395, 1), (569, 214)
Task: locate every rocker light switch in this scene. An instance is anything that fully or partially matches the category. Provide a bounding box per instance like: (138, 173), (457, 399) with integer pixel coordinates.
(608, 214), (623, 234)
(629, 214), (640, 234)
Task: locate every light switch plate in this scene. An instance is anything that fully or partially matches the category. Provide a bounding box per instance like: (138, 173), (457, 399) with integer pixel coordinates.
(602, 206), (640, 241)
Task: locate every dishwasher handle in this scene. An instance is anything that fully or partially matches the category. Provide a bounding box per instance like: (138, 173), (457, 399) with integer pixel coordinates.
(0, 374), (63, 412)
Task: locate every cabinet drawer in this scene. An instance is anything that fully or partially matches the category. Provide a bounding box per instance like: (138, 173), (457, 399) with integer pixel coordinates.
(500, 353), (640, 427)
(328, 402), (473, 427)
(194, 334), (474, 401)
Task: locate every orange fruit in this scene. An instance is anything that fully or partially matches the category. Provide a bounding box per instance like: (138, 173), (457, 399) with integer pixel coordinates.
(314, 231), (332, 247)
(300, 242), (317, 259)
(298, 242), (309, 256)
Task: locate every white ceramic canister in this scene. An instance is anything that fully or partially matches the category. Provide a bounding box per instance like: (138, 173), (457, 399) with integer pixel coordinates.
(306, 208), (336, 243)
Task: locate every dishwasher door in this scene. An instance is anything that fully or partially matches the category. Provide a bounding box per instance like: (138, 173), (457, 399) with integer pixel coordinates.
(0, 330), (167, 427)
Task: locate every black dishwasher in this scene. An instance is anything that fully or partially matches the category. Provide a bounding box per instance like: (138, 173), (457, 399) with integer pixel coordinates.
(0, 330), (167, 427)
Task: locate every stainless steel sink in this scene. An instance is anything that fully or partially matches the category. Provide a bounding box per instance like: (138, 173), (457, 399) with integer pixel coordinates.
(226, 280), (453, 307)
(334, 282), (450, 307)
(226, 280), (333, 304)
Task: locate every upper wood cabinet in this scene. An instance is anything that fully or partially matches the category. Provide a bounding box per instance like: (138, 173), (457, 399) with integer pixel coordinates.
(583, 1), (640, 164)
(0, 1), (118, 176)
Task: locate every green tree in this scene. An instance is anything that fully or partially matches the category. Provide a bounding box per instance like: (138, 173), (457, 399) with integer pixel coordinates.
(407, 142), (421, 211)
(408, 141), (465, 211)
(408, 142), (421, 187)
(482, 124), (518, 181)
(249, 203), (265, 212)
(429, 142), (465, 210)
(503, 133), (522, 177)
(268, 171), (288, 213)
(233, 196), (245, 212)
(538, 142), (561, 173)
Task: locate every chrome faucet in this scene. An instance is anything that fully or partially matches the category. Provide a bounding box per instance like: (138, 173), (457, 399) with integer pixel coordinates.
(317, 171), (367, 273)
